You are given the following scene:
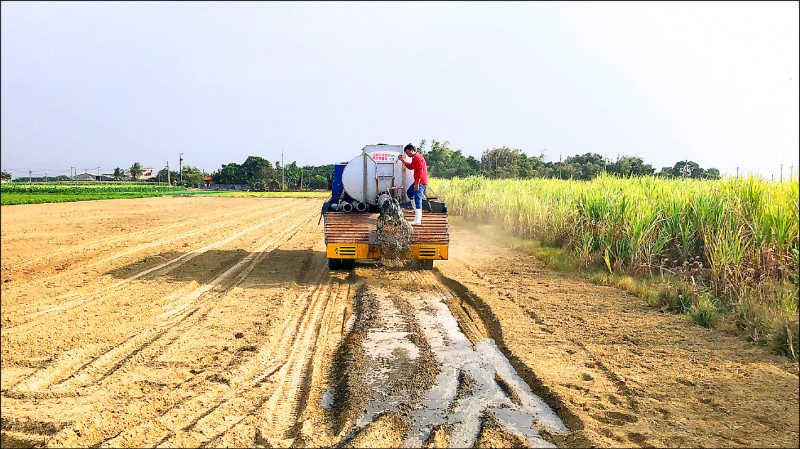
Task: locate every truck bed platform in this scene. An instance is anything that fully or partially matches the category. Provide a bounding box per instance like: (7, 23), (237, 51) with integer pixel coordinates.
(324, 211), (449, 260)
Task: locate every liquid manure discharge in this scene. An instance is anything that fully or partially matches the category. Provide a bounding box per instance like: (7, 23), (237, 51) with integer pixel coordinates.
(376, 194), (413, 267)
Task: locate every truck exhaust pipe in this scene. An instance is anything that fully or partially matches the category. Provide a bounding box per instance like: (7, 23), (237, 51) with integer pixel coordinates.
(341, 201), (353, 212)
(354, 201), (367, 212)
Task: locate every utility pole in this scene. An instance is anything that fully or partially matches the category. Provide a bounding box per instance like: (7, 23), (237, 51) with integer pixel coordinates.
(300, 168), (303, 190)
(29, 171), (32, 183)
(44, 171), (47, 182)
(167, 161), (171, 185)
(780, 163), (783, 181)
(736, 165), (740, 178)
(558, 154), (562, 179)
(179, 152), (183, 185)
(98, 167), (101, 182)
(281, 150), (285, 191)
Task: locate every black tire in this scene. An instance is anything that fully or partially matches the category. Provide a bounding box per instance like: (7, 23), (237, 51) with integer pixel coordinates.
(419, 259), (434, 270)
(328, 258), (342, 270)
(342, 259), (356, 270)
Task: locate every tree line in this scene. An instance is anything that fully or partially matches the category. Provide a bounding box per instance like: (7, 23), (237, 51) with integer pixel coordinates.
(3, 140), (722, 188)
(210, 156), (333, 190)
(119, 158), (332, 190)
(416, 139), (721, 181)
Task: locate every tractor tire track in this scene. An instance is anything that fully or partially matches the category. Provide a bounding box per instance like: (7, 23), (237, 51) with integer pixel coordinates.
(1, 201), (301, 298)
(2, 202), (305, 331)
(92, 239), (339, 448)
(5, 209), (317, 401)
(173, 261), (344, 448)
(2, 202), (262, 271)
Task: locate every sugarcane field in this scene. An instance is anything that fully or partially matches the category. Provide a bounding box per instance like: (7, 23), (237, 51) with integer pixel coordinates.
(1, 192), (797, 448)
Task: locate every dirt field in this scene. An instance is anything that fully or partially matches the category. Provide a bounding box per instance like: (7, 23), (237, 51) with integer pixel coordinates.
(1, 197), (798, 448)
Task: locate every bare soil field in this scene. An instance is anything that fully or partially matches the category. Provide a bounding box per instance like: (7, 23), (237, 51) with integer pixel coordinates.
(1, 197), (798, 448)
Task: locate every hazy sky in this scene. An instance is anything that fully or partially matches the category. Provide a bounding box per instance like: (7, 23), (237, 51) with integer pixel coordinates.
(2, 1), (798, 179)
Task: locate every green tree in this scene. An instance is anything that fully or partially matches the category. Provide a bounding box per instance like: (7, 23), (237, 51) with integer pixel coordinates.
(675, 160), (701, 178)
(242, 157), (277, 190)
(1, 171), (11, 181)
(481, 147), (524, 178)
(561, 153), (607, 180)
(515, 152), (548, 178)
(301, 164), (334, 189)
(703, 168), (721, 180)
(113, 168), (125, 181)
(213, 163), (245, 185)
(176, 166), (205, 187)
(155, 168), (175, 184)
(242, 156), (272, 181)
(423, 140), (480, 178)
(284, 161), (301, 189)
(658, 161), (719, 179)
(657, 166), (677, 178)
(308, 174), (327, 189)
(129, 163), (143, 181)
(607, 155), (655, 177)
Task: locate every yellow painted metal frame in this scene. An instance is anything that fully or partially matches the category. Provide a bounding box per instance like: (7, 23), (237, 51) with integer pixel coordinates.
(326, 243), (448, 260)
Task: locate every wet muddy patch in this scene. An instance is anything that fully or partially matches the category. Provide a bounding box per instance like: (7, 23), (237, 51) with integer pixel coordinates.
(326, 280), (567, 447)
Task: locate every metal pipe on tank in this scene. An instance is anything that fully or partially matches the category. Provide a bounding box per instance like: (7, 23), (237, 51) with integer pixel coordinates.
(354, 200), (367, 212)
(341, 202), (353, 212)
(329, 203), (340, 211)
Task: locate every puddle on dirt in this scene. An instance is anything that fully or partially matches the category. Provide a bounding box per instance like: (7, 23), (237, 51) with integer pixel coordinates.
(344, 284), (567, 448)
(321, 388), (335, 410)
(354, 290), (427, 428)
(402, 292), (567, 448)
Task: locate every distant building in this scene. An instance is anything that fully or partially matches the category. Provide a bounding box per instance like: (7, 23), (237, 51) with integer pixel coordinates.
(127, 167), (156, 180)
(75, 173), (99, 181)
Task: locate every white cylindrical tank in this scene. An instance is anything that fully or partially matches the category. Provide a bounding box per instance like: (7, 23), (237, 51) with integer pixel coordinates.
(341, 145), (416, 205)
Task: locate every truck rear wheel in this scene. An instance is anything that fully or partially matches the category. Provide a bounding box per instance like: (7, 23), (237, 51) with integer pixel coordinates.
(419, 259), (434, 270)
(342, 259), (356, 270)
(328, 258), (342, 270)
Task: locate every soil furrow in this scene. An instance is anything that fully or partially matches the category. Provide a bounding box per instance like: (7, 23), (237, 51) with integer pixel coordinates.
(5, 209), (317, 401)
(2, 204), (302, 331)
(44, 210), (320, 447)
(3, 202), (261, 271)
(1, 201), (299, 301)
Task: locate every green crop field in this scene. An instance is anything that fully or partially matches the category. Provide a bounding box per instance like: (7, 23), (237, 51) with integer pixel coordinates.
(432, 174), (799, 358)
(0, 182), (330, 205)
(0, 182), (187, 205)
(204, 190), (329, 198)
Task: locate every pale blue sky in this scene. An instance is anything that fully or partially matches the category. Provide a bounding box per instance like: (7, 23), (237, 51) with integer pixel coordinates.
(2, 1), (798, 179)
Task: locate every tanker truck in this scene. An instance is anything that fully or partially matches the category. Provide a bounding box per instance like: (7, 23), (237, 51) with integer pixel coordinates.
(322, 144), (449, 270)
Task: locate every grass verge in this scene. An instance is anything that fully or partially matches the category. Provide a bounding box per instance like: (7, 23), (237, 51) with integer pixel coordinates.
(450, 215), (799, 361)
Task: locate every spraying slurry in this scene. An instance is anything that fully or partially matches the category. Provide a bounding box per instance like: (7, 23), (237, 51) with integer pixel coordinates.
(376, 195), (414, 266)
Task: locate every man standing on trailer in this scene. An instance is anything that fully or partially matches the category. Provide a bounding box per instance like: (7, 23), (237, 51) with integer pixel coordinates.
(402, 143), (428, 225)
